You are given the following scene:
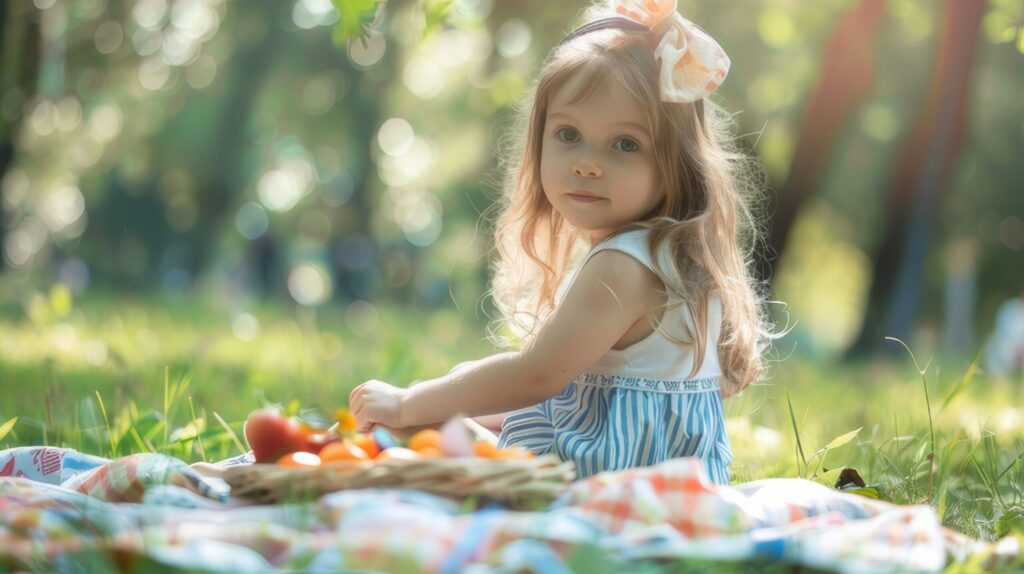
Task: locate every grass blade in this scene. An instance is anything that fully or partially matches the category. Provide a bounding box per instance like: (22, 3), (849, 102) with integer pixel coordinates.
(189, 396), (206, 462)
(886, 336), (936, 500)
(786, 391), (807, 475)
(163, 366), (170, 449)
(94, 391), (117, 458)
(213, 411), (247, 456)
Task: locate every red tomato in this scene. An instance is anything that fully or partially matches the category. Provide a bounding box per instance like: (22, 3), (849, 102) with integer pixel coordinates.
(244, 408), (308, 463)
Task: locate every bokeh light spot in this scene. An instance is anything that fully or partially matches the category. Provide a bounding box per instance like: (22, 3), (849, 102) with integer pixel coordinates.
(288, 263), (332, 306)
(232, 312), (261, 342)
(299, 210), (332, 246)
(862, 104), (899, 142)
(84, 340), (108, 367)
(758, 10), (797, 47)
(133, 0), (168, 30)
(999, 216), (1024, 252)
(403, 55), (444, 99)
(235, 201), (270, 240)
(94, 21), (124, 55)
(344, 300), (379, 337)
(495, 19), (531, 58)
(348, 30), (386, 68)
(89, 103), (123, 142)
(377, 117), (415, 157)
(186, 53), (217, 89)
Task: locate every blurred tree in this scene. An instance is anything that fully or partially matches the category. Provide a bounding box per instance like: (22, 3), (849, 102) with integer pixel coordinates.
(0, 3), (40, 272)
(756, 0), (887, 285)
(189, 0), (287, 277)
(849, 0), (987, 356)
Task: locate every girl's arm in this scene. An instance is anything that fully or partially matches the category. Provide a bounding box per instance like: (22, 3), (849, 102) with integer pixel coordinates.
(395, 251), (661, 427)
(445, 355), (519, 432)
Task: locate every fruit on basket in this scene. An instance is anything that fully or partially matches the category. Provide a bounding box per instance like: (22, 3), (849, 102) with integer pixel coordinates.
(243, 408), (311, 463)
(242, 406), (535, 466)
(197, 406), (577, 509)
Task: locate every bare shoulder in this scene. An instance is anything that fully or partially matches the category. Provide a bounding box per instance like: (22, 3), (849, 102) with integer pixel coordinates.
(572, 249), (665, 313)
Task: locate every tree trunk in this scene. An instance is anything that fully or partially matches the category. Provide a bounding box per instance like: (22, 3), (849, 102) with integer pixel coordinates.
(755, 0), (887, 285)
(0, 3), (39, 272)
(847, 0), (985, 357)
(188, 0), (286, 278)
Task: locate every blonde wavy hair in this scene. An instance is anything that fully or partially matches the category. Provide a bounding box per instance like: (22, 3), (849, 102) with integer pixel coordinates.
(487, 4), (771, 396)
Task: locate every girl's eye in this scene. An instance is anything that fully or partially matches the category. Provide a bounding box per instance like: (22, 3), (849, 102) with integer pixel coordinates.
(614, 138), (641, 153)
(556, 127), (580, 144)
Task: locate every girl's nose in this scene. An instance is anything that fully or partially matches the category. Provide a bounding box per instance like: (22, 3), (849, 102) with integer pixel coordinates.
(572, 159), (602, 178)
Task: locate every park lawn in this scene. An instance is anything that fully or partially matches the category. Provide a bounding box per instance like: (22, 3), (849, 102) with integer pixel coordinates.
(0, 291), (1022, 543)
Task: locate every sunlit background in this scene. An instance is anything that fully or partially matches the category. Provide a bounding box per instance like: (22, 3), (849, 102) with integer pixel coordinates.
(0, 0), (1022, 365)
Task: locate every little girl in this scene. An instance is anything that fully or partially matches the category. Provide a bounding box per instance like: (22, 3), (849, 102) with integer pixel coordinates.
(350, 0), (768, 484)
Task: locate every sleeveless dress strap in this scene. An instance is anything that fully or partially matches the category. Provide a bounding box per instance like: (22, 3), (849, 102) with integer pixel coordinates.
(557, 229), (663, 303)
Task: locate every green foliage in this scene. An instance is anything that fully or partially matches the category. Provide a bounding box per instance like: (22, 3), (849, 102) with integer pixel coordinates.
(331, 0), (387, 44)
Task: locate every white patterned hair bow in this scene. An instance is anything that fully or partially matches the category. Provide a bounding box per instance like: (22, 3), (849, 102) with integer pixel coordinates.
(571, 0), (731, 103)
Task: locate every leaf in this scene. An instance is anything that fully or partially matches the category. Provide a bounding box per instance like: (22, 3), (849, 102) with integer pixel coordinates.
(806, 427), (862, 477)
(0, 417), (18, 442)
(996, 507), (1024, 538)
(134, 412), (166, 443)
(331, 0), (384, 45)
(423, 0), (453, 38)
(840, 486), (881, 500)
(823, 427), (863, 451)
(811, 466), (844, 489)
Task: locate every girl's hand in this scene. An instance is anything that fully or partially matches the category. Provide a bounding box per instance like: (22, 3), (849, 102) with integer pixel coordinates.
(349, 379), (407, 432)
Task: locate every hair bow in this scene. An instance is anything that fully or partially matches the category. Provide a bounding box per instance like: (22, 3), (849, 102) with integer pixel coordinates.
(612, 0), (730, 103)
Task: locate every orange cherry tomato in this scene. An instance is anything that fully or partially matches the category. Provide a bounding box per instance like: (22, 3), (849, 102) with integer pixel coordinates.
(319, 440), (370, 463)
(407, 429), (442, 453)
(472, 440), (501, 459)
(277, 451), (322, 467)
(352, 433), (381, 459)
(375, 447), (420, 461)
(417, 446), (444, 458)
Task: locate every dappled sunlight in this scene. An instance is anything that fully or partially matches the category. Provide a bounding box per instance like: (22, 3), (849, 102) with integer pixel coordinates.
(774, 200), (872, 355)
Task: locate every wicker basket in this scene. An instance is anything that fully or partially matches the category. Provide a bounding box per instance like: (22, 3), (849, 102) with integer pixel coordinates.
(195, 455), (576, 510)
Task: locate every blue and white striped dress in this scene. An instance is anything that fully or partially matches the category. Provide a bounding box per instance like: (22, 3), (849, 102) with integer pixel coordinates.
(496, 229), (733, 484)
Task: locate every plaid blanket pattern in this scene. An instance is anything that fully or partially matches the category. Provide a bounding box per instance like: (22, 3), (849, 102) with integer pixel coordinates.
(0, 447), (1021, 573)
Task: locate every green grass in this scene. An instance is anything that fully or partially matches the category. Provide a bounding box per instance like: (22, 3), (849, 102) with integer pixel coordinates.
(1, 291), (1023, 545)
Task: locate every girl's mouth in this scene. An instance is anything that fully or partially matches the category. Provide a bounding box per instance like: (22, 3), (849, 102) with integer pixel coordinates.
(568, 193), (605, 203)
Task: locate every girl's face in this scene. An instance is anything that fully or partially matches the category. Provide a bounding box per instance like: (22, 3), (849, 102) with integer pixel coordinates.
(540, 74), (664, 243)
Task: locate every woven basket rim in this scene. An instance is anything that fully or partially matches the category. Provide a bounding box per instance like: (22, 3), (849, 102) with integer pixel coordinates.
(202, 453), (576, 509)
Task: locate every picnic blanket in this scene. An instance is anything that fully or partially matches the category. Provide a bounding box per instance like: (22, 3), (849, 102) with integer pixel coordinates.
(1, 447), (1021, 573)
